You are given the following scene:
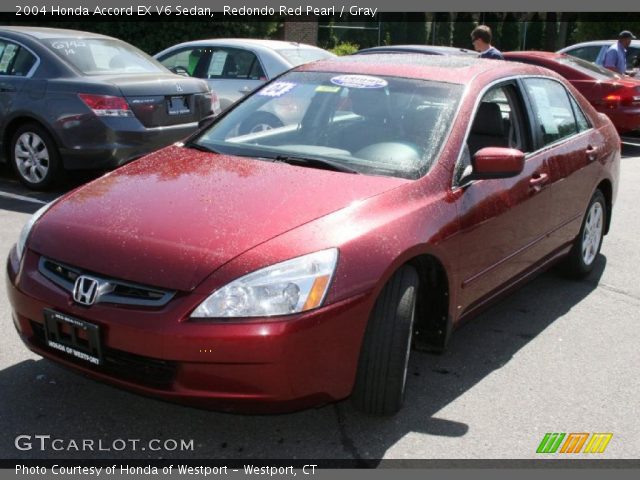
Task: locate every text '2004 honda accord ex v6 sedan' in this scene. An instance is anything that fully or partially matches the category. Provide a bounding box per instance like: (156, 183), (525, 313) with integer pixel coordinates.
(7, 54), (620, 415)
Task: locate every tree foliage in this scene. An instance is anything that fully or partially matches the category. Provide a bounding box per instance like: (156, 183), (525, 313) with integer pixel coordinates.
(4, 20), (280, 54)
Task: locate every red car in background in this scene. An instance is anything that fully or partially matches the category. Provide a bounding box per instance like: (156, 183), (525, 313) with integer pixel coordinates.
(504, 51), (640, 134)
(6, 55), (620, 415)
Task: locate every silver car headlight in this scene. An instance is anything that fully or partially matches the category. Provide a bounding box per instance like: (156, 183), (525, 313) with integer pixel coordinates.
(16, 202), (54, 260)
(191, 248), (339, 319)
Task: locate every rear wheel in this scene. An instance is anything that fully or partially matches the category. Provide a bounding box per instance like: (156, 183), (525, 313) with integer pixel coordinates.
(10, 123), (61, 190)
(563, 190), (606, 278)
(352, 265), (419, 415)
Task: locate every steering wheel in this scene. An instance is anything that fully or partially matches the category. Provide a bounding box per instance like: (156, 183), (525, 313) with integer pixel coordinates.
(170, 66), (190, 77)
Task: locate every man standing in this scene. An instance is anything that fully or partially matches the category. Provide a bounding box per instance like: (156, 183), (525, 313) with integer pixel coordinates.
(471, 25), (504, 60)
(603, 30), (636, 75)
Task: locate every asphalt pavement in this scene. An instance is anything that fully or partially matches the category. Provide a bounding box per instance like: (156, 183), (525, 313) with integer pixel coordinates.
(1, 143), (639, 461)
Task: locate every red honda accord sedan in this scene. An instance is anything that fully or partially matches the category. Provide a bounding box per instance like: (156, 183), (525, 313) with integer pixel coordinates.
(6, 55), (620, 415)
(504, 51), (640, 134)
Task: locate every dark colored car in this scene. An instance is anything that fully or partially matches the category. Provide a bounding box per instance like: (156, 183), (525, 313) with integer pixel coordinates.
(0, 27), (217, 189)
(355, 44), (476, 56)
(7, 55), (620, 415)
(504, 51), (640, 133)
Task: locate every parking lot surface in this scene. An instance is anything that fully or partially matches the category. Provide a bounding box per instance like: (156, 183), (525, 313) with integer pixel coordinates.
(1, 142), (639, 460)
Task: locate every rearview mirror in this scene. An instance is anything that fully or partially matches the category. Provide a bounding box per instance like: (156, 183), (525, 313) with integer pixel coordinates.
(470, 147), (525, 180)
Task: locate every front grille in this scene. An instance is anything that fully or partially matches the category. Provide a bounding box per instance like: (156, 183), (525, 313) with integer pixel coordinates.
(39, 257), (175, 307)
(30, 321), (177, 390)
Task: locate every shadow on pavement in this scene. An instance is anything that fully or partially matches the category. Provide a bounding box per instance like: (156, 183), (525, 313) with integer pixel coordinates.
(0, 162), (102, 215)
(0, 256), (606, 461)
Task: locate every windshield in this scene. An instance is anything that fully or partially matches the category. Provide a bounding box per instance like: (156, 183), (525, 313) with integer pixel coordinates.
(44, 38), (167, 75)
(277, 49), (334, 67)
(558, 55), (621, 80)
(193, 71), (463, 179)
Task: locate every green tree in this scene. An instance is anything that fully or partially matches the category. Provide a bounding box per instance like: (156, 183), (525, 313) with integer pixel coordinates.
(573, 18), (640, 43)
(5, 20), (280, 54)
(434, 12), (452, 46)
(526, 14), (544, 50)
(501, 13), (521, 51)
(452, 13), (475, 49)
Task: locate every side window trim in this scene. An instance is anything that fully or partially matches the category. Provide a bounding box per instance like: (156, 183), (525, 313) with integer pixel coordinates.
(568, 92), (593, 131)
(0, 36), (40, 78)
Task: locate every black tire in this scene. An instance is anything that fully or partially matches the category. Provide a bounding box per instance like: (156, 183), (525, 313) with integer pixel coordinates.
(352, 265), (419, 415)
(562, 189), (607, 278)
(10, 123), (61, 190)
(238, 112), (283, 135)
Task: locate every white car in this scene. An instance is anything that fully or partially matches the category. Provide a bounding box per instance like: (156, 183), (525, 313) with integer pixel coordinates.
(155, 39), (335, 120)
(557, 40), (640, 75)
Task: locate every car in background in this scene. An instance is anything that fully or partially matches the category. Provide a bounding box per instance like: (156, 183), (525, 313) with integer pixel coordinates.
(154, 39), (335, 117)
(0, 26), (217, 190)
(504, 51), (640, 133)
(557, 40), (640, 75)
(8, 55), (619, 415)
(355, 45), (477, 56)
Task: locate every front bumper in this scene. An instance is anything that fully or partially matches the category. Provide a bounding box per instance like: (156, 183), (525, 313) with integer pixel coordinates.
(6, 250), (373, 413)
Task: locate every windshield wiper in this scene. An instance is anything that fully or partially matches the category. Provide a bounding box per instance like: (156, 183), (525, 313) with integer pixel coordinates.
(275, 155), (359, 174)
(183, 142), (219, 154)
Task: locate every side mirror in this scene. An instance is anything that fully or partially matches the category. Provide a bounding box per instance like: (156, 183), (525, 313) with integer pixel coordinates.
(470, 147), (525, 180)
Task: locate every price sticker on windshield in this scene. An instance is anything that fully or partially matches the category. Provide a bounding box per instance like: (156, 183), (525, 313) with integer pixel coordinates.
(257, 82), (297, 97)
(330, 75), (388, 89)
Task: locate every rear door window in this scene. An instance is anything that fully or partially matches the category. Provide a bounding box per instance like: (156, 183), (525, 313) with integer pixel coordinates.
(206, 48), (264, 80)
(523, 78), (582, 147)
(627, 46), (640, 68)
(0, 41), (36, 76)
(564, 45), (603, 63)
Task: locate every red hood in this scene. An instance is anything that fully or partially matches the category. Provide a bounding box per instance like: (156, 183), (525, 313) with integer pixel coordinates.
(29, 146), (407, 291)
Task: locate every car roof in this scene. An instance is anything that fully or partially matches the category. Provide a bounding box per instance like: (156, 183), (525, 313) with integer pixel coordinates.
(160, 38), (326, 52)
(558, 39), (640, 50)
(357, 45), (476, 56)
(0, 26), (112, 40)
(296, 53), (546, 85)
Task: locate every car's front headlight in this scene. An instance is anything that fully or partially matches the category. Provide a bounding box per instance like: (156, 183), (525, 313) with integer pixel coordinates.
(191, 248), (339, 319)
(16, 202), (54, 260)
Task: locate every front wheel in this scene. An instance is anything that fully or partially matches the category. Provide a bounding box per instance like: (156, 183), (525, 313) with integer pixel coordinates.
(563, 190), (606, 278)
(352, 265), (419, 415)
(11, 123), (61, 190)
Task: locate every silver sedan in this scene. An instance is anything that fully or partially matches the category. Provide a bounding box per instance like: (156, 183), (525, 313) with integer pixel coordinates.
(155, 38), (335, 131)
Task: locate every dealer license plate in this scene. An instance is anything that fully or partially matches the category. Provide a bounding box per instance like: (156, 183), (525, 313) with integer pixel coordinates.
(43, 309), (102, 366)
(167, 96), (190, 115)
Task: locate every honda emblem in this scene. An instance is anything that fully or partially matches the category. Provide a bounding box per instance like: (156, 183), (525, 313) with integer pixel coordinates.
(73, 276), (99, 306)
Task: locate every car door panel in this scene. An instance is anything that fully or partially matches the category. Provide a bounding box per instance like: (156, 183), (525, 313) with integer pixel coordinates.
(454, 150), (554, 314)
(451, 82), (555, 314)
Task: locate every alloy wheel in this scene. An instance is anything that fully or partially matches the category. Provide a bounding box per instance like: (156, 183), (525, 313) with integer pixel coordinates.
(14, 132), (50, 184)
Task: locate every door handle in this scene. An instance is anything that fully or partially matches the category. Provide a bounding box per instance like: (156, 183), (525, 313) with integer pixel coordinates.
(586, 144), (599, 162)
(238, 86), (251, 94)
(529, 172), (549, 191)
(0, 82), (16, 92)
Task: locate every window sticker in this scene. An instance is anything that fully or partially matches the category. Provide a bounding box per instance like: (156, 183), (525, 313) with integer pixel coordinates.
(257, 82), (297, 97)
(330, 75), (388, 89)
(315, 85), (341, 93)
